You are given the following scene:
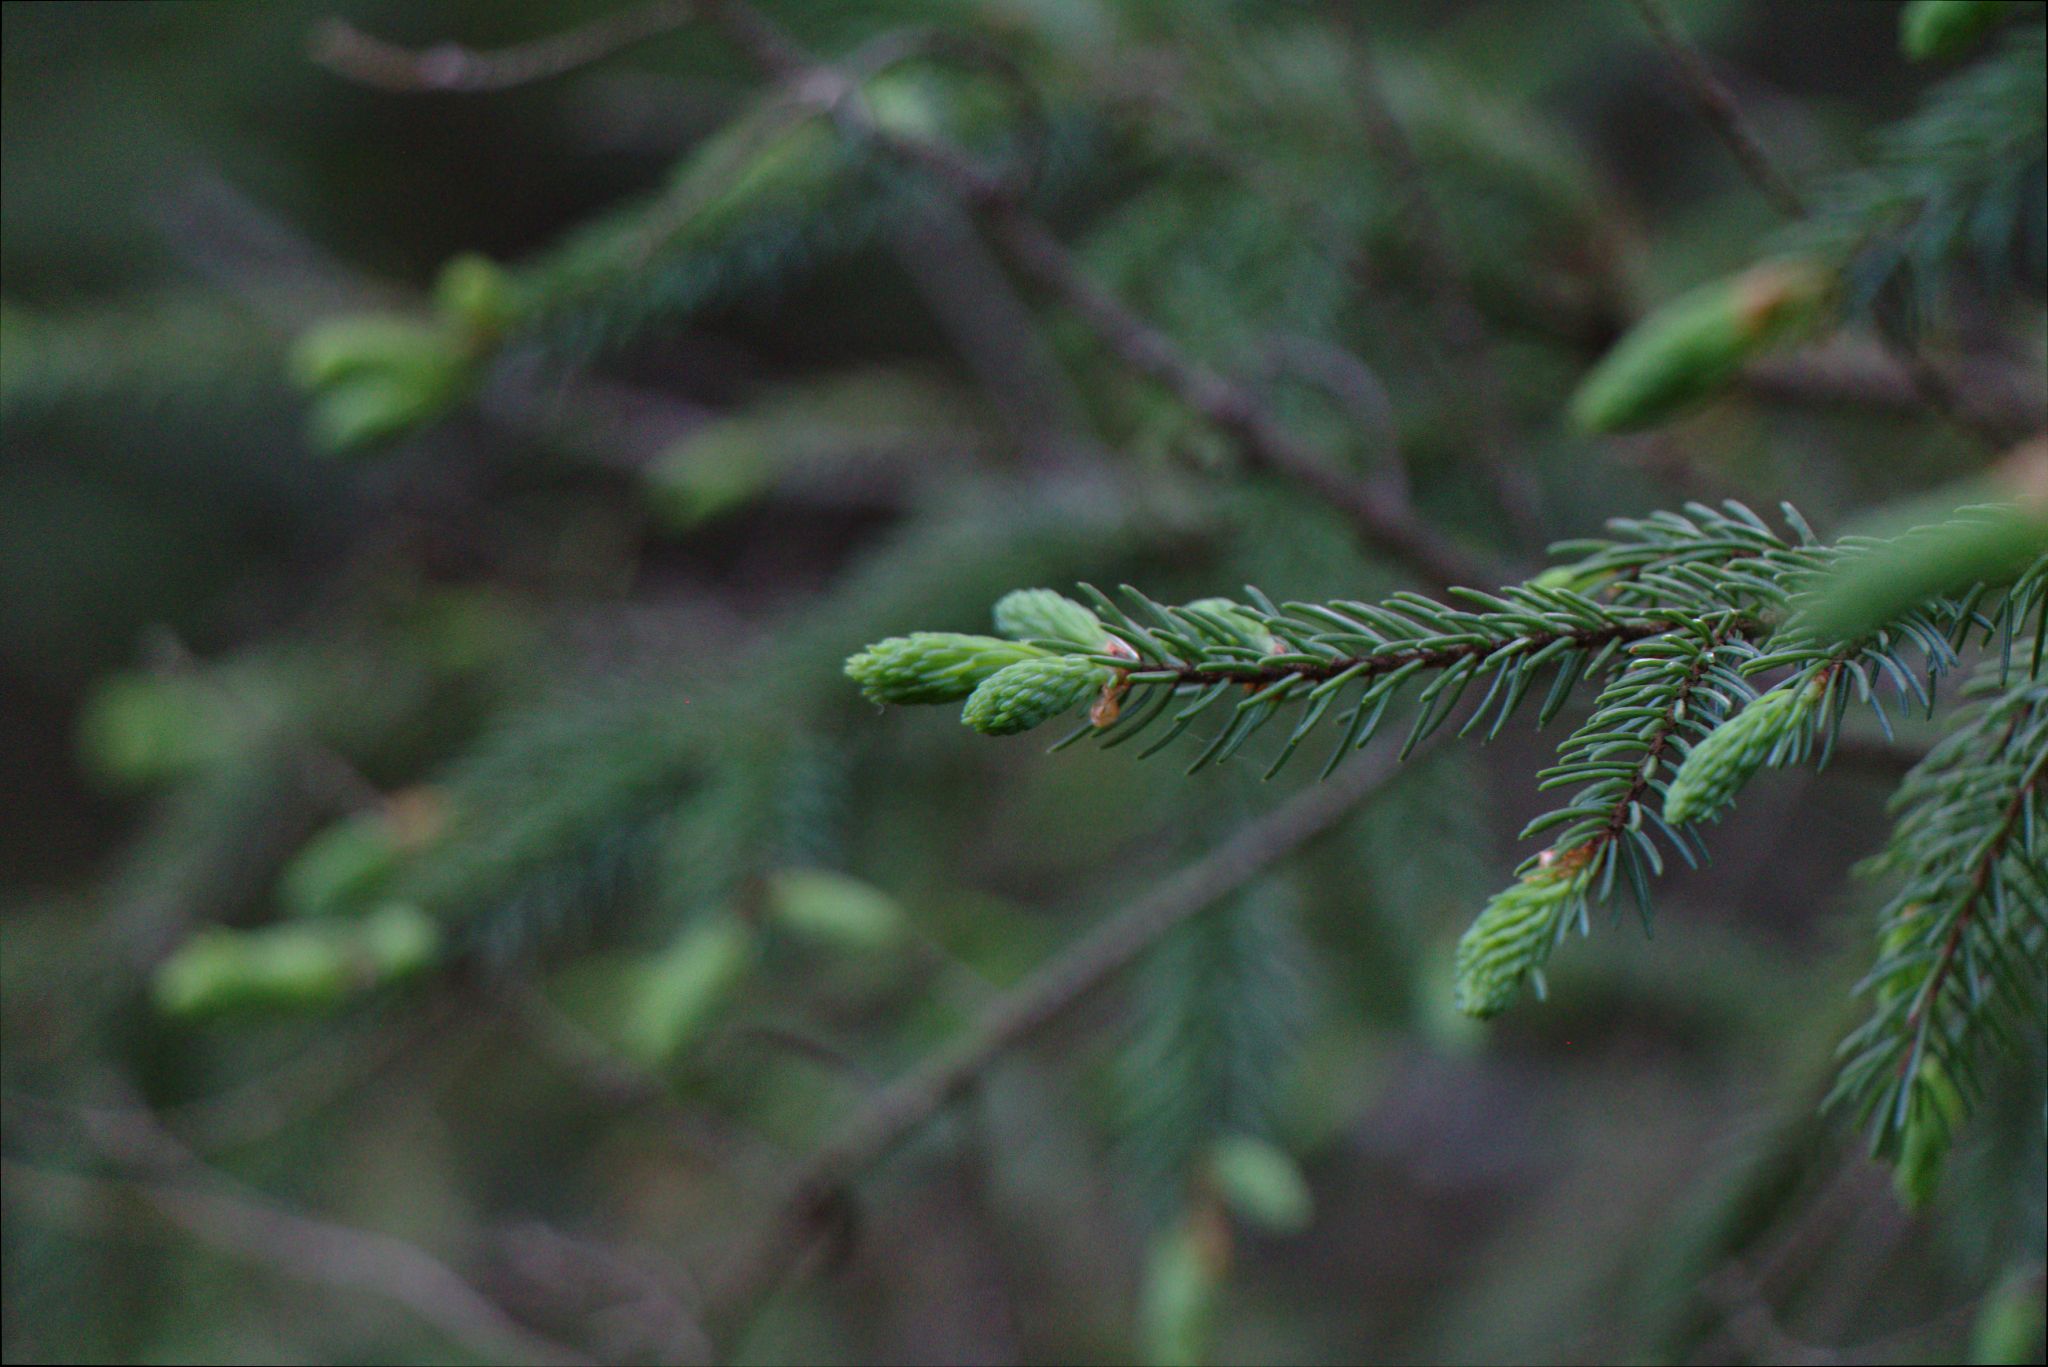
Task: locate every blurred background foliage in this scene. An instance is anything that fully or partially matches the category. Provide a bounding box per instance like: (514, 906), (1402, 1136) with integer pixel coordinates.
(2, 1), (2043, 1363)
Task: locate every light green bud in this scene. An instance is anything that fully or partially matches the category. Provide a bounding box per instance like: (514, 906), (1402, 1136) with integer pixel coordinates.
(617, 916), (755, 1064)
(1900, 1), (2016, 61)
(1892, 1054), (1964, 1208)
(992, 589), (1105, 648)
(961, 655), (1113, 735)
(1207, 1135), (1313, 1234)
(1788, 508), (2048, 646)
(306, 368), (466, 453)
(290, 314), (476, 453)
(1969, 1268), (2048, 1364)
(289, 315), (452, 390)
(1662, 681), (1813, 826)
(153, 932), (256, 1017)
(845, 633), (1046, 705)
(766, 867), (905, 952)
(153, 906), (440, 1019)
(359, 903), (440, 979)
(1139, 1213), (1226, 1367)
(432, 253), (517, 337)
(77, 673), (234, 788)
(1453, 855), (1589, 1018)
(282, 813), (403, 918)
(1570, 259), (1833, 433)
(1530, 562), (1615, 596)
(154, 926), (352, 1018)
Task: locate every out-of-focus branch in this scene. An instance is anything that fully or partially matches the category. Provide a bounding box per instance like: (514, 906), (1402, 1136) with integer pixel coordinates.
(1624, 0), (1807, 219)
(2, 1098), (590, 1366)
(702, 0), (1502, 587)
(315, 2), (1504, 589)
(1624, 0), (2027, 449)
(703, 733), (1418, 1345)
(311, 3), (695, 93)
(1340, 22), (1536, 539)
(1744, 346), (2048, 434)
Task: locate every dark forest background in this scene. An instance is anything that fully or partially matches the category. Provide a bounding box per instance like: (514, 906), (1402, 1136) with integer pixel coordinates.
(3, 2), (2043, 1363)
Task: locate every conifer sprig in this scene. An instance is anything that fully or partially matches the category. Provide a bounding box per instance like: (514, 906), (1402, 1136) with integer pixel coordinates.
(1830, 658), (2047, 1202)
(1454, 615), (1755, 1015)
(847, 500), (2007, 782)
(848, 502), (2048, 1175)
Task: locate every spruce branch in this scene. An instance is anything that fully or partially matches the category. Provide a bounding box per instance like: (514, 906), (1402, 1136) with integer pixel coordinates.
(308, 0), (1497, 585)
(1455, 613), (1754, 1015)
(311, 2), (695, 93)
(1624, 0), (1809, 220)
(1593, 12), (2042, 445)
(705, 734), (1415, 1343)
(849, 504), (2045, 1140)
(849, 500), (1974, 779)
(690, 0), (1500, 589)
(1, 1097), (592, 1367)
(1830, 659), (2047, 1202)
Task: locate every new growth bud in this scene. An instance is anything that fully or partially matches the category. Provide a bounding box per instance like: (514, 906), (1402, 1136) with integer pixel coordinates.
(845, 633), (1047, 705)
(289, 315), (476, 453)
(992, 589), (1107, 648)
(1662, 680), (1816, 825)
(1569, 259), (1833, 433)
(962, 655), (1115, 735)
(1182, 598), (1279, 652)
(1453, 851), (1592, 1019)
(153, 903), (439, 1019)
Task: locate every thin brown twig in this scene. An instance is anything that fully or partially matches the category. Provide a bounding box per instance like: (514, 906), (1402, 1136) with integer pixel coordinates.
(1622, 0), (2028, 450)
(1258, 333), (1409, 504)
(701, 729), (1421, 1343)
(1743, 347), (2048, 434)
(969, 200), (1499, 586)
(1624, 0), (1807, 220)
(2, 1098), (590, 1366)
(310, 3), (696, 93)
(314, 0), (1498, 588)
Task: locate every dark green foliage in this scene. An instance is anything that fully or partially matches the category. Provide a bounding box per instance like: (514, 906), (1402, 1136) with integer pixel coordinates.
(1832, 656), (2046, 1201)
(1118, 880), (1311, 1218)
(1794, 26), (2048, 330)
(857, 504), (2044, 1064)
(8, 3), (2047, 1363)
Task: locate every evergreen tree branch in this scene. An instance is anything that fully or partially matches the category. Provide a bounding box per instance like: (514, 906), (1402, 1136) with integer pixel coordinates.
(693, 0), (1501, 589)
(310, 3), (696, 93)
(704, 734), (1414, 1344)
(1453, 613), (1753, 1014)
(306, 0), (1498, 585)
(1624, 0), (1809, 219)
(851, 501), (1931, 776)
(1607, 12), (2039, 446)
(1, 1099), (592, 1366)
(1912, 728), (2045, 1040)
(1831, 660), (2048, 1198)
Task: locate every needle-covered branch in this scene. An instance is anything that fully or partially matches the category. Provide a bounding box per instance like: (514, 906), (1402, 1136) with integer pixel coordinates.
(1830, 659), (2047, 1205)
(849, 499), (2047, 1149)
